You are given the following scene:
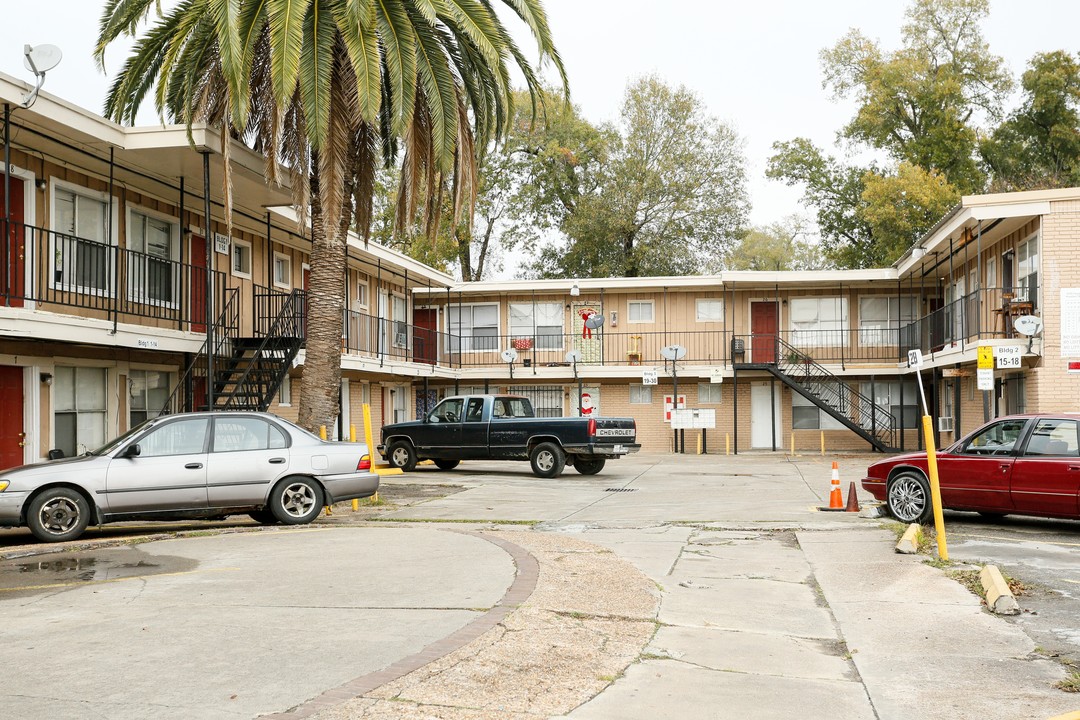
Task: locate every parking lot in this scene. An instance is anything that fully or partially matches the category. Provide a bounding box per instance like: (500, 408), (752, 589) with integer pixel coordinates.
(2, 452), (1078, 719)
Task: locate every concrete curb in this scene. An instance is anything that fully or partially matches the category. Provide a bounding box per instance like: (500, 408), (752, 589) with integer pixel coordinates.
(980, 564), (1021, 615)
(895, 523), (921, 554)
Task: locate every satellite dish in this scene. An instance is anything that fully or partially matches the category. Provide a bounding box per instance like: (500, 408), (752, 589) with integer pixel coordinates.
(21, 43), (63, 108)
(1013, 315), (1042, 337)
(584, 313), (605, 330)
(565, 350), (584, 364)
(500, 348), (518, 364)
(24, 44), (63, 74)
(660, 344), (687, 361)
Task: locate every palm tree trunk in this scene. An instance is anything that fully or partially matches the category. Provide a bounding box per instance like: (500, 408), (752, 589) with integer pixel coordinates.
(298, 165), (346, 434)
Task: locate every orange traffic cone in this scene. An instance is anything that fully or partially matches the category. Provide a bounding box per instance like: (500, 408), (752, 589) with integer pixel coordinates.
(828, 461), (844, 509)
(845, 481), (861, 513)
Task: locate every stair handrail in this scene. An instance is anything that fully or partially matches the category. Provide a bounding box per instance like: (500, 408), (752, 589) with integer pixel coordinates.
(219, 289), (304, 411)
(160, 288), (241, 414)
(776, 336), (897, 447)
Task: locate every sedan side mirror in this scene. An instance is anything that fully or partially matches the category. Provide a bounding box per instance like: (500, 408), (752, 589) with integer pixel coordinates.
(123, 444), (141, 459)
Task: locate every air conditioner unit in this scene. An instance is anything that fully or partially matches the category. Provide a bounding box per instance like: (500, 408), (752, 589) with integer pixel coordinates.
(937, 416), (954, 433)
(394, 332), (408, 347)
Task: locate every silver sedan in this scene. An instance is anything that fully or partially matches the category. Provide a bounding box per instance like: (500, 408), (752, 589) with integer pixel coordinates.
(0, 412), (379, 543)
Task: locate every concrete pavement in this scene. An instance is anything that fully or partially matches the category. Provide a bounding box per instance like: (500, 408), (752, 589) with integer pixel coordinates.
(2, 452), (1079, 719)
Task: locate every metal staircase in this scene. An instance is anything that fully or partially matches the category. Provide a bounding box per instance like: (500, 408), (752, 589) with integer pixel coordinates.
(741, 336), (898, 452)
(162, 289), (305, 414)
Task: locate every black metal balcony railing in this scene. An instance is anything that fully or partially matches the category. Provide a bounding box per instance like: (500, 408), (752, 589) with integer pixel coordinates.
(1, 221), (228, 330)
(1, 218), (1040, 374)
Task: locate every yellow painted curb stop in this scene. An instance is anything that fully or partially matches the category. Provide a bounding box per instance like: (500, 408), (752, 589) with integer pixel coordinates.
(1047, 711), (1080, 720)
(895, 523), (921, 554)
(979, 564), (1020, 615)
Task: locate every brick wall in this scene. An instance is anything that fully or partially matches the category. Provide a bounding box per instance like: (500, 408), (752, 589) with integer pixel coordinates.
(1032, 208), (1080, 411)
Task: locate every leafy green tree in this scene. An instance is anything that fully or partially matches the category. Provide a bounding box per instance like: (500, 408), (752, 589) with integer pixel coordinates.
(767, 142), (960, 268)
(860, 162), (960, 264)
(766, 139), (878, 267)
(97, 0), (564, 431)
(820, 0), (1011, 192)
(523, 76), (749, 278)
(981, 50), (1080, 191)
(724, 217), (830, 271)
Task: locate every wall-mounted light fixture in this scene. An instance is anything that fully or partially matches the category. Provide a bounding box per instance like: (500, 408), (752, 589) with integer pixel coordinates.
(911, 247), (928, 259)
(35, 178), (47, 191)
(570, 282), (580, 297)
(40, 372), (53, 385)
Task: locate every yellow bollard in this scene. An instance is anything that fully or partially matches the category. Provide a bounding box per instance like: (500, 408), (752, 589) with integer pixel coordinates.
(820, 431), (825, 456)
(319, 425), (327, 441)
(725, 433), (730, 456)
(362, 403), (380, 501)
(791, 434), (795, 456)
(921, 415), (949, 560)
(350, 424), (357, 442)
(697, 432), (703, 455)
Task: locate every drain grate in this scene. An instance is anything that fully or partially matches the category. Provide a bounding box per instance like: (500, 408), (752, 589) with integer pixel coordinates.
(604, 487), (637, 492)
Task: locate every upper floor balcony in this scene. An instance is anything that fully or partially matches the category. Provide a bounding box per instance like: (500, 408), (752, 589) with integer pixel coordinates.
(3, 218), (1039, 375)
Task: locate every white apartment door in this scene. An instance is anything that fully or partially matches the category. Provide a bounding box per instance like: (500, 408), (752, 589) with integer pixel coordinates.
(750, 382), (782, 449)
(377, 290), (389, 354)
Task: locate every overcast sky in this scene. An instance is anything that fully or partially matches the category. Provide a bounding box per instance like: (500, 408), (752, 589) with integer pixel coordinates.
(3, 1), (1079, 276)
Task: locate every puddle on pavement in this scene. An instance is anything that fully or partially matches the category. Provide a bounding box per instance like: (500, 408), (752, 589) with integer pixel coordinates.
(0, 547), (197, 598)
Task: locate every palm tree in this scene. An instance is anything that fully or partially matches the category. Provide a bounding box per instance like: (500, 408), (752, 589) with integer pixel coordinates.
(96, 0), (565, 432)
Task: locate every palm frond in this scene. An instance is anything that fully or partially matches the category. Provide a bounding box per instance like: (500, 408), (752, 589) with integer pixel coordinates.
(299, 0), (336, 146)
(331, 0), (382, 123)
(374, 0), (418, 137)
(267, 0), (312, 106)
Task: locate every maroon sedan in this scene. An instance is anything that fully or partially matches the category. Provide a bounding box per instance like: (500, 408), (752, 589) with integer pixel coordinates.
(863, 414), (1080, 524)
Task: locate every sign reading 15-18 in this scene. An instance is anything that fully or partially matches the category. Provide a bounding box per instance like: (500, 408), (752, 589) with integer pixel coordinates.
(995, 346), (1022, 369)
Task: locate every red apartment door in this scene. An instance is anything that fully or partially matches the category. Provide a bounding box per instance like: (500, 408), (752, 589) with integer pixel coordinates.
(750, 302), (778, 363)
(413, 308), (437, 364)
(1, 176), (26, 307)
(0, 366), (24, 469)
(190, 234), (207, 332)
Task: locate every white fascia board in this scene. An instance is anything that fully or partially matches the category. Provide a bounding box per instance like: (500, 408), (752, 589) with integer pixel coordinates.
(896, 208), (973, 275)
(969, 201), (1050, 221)
(0, 73), (127, 147)
(719, 269), (896, 284)
(417, 275), (725, 295)
(0, 308), (205, 354)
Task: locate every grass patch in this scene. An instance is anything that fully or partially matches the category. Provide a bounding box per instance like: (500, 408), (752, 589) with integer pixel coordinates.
(1055, 671), (1080, 693)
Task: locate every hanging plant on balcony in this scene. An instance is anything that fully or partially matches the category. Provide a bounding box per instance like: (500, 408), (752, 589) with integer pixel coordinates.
(512, 337), (534, 351)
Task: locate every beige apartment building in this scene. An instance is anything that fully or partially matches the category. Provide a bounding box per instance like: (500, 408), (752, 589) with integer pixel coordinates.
(2, 74), (1076, 467)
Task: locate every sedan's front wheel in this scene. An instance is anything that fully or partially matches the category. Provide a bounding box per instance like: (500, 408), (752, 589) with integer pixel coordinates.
(27, 488), (91, 543)
(886, 472), (933, 524)
(269, 477), (324, 525)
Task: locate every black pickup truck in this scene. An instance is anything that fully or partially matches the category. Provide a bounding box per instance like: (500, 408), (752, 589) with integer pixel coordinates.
(378, 394), (639, 477)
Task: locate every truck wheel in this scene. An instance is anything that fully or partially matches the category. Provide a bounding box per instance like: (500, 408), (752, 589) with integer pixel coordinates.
(387, 440), (417, 472)
(530, 442), (565, 478)
(434, 459), (460, 470)
(574, 457), (606, 475)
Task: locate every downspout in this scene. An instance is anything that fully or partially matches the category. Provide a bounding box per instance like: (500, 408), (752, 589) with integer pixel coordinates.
(109, 147), (116, 334)
(179, 177), (185, 332)
(3, 104), (10, 307)
(202, 151), (214, 409)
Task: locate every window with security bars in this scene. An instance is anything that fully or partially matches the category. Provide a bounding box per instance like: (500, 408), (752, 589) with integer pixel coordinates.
(512, 386), (564, 417)
(697, 383), (722, 404)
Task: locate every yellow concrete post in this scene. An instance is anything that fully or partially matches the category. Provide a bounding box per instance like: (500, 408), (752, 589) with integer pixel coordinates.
(319, 425), (327, 440)
(349, 424), (357, 442)
(725, 433), (730, 456)
(820, 431), (825, 456)
(697, 432), (703, 455)
(790, 434), (795, 456)
(921, 415), (949, 560)
(363, 403), (379, 502)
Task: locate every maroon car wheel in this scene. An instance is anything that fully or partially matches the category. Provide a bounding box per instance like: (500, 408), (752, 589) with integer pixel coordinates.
(886, 472), (932, 524)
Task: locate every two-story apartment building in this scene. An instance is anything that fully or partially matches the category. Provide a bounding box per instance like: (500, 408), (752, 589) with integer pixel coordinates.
(2, 75), (1075, 465)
